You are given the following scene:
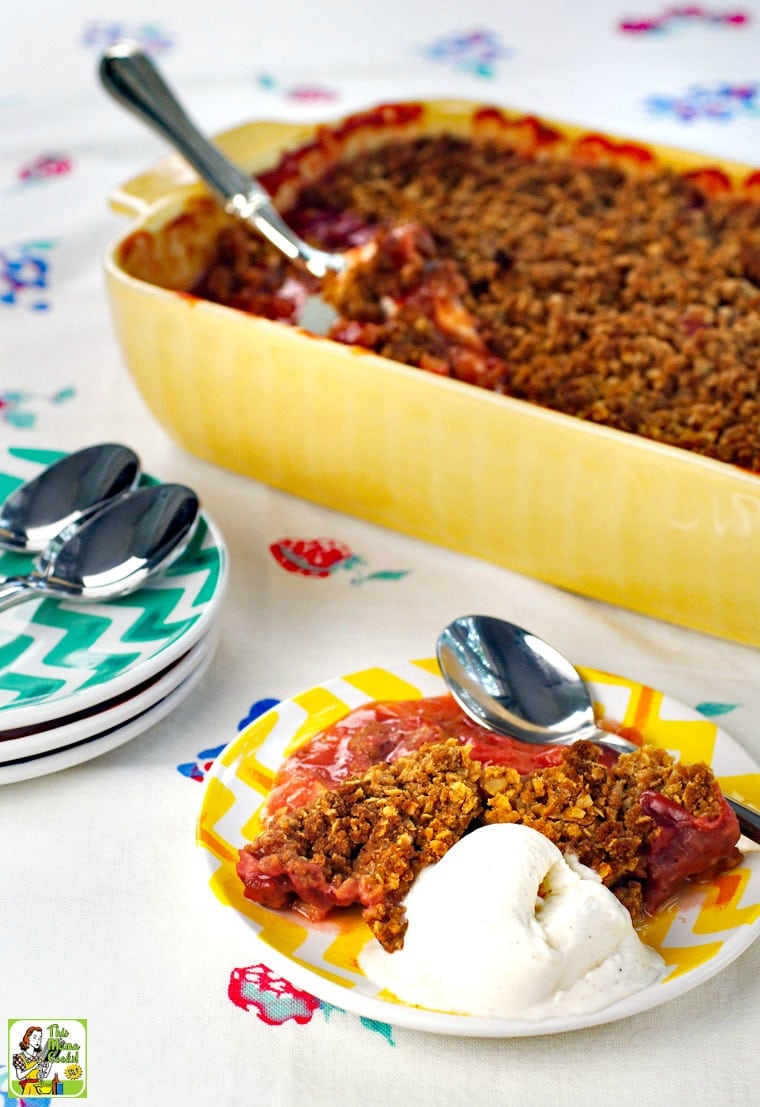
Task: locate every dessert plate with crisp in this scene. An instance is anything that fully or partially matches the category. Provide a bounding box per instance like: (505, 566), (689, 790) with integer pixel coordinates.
(198, 659), (760, 1037)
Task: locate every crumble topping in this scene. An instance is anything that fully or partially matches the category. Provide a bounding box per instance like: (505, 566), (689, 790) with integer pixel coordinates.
(237, 733), (740, 949)
(481, 741), (738, 918)
(195, 135), (760, 471)
(238, 739), (483, 952)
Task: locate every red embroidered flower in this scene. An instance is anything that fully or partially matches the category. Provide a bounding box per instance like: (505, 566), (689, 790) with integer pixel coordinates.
(228, 964), (321, 1024)
(18, 153), (73, 182)
(270, 538), (361, 578)
(270, 537), (410, 584)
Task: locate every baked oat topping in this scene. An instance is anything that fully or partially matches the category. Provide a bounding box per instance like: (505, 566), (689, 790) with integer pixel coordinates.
(237, 738), (484, 952)
(237, 727), (741, 948)
(481, 740), (741, 917)
(195, 135), (760, 471)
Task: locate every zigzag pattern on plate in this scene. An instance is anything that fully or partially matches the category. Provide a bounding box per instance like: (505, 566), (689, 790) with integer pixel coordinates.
(0, 513), (224, 711)
(199, 664), (760, 1006)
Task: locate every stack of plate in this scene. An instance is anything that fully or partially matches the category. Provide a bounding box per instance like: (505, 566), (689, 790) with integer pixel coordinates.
(0, 447), (228, 784)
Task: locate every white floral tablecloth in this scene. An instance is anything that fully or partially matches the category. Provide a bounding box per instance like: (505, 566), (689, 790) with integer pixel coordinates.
(1, 3), (759, 1104)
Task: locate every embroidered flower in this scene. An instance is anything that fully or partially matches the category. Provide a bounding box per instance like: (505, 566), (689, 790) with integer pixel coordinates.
(646, 82), (759, 121)
(18, 154), (73, 184)
(1, 241), (55, 310)
(255, 73), (337, 101)
(227, 965), (394, 1042)
(228, 964), (322, 1024)
(270, 537), (409, 584)
(0, 388), (74, 428)
(176, 744), (227, 782)
(80, 20), (174, 54)
(620, 7), (749, 34)
(421, 28), (511, 78)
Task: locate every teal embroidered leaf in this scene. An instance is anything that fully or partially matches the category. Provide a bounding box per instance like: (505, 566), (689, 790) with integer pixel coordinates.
(696, 701), (739, 718)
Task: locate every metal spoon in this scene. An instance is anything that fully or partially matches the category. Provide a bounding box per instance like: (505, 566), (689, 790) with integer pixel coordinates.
(0, 443), (140, 553)
(438, 614), (637, 756)
(0, 483), (199, 612)
(99, 42), (345, 289)
(437, 614), (760, 841)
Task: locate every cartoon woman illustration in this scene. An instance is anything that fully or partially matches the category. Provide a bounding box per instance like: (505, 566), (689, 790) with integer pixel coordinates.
(12, 1025), (51, 1091)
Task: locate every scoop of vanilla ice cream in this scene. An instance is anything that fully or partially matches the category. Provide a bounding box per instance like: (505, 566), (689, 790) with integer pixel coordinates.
(359, 823), (664, 1019)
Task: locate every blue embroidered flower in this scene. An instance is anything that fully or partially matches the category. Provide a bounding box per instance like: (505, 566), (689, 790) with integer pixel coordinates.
(80, 20), (174, 54)
(646, 82), (759, 121)
(177, 744), (227, 782)
(1, 241), (55, 310)
(421, 29), (511, 78)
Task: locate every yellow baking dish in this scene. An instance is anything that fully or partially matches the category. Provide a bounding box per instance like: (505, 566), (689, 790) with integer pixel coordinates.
(104, 100), (760, 648)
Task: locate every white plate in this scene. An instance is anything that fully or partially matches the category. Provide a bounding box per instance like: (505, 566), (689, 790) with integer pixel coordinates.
(0, 446), (227, 730)
(198, 659), (760, 1038)
(0, 630), (216, 762)
(0, 631), (217, 784)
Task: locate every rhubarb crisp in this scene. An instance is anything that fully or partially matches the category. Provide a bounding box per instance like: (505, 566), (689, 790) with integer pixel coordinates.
(480, 740), (741, 919)
(195, 134), (760, 471)
(237, 697), (741, 950)
(237, 739), (482, 952)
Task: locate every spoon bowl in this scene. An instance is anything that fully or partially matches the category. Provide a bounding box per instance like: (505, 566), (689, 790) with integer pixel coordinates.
(437, 614), (636, 755)
(437, 613), (760, 841)
(0, 443), (140, 553)
(0, 483), (199, 612)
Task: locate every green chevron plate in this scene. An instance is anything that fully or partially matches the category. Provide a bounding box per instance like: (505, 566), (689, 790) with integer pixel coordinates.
(0, 446), (227, 731)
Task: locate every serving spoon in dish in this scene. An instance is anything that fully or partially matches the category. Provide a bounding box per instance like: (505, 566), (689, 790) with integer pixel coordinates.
(0, 443), (140, 553)
(437, 614), (760, 842)
(99, 42), (492, 340)
(0, 483), (199, 613)
(99, 40), (346, 322)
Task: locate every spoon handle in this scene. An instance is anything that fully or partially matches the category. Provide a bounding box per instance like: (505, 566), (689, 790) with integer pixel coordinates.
(726, 797), (760, 844)
(573, 730), (760, 840)
(0, 576), (43, 612)
(99, 43), (343, 279)
(583, 727), (639, 756)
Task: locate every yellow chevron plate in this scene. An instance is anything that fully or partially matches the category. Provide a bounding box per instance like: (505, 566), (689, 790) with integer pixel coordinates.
(197, 660), (760, 1038)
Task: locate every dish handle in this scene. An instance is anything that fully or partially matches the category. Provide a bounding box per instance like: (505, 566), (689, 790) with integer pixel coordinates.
(107, 118), (315, 218)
